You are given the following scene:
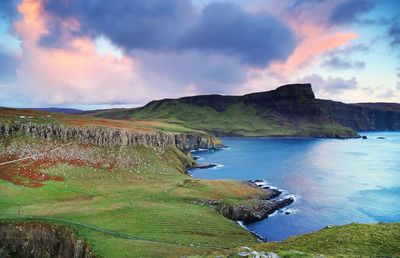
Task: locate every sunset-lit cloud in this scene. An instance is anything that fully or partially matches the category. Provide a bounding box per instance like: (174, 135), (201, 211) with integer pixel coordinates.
(0, 0), (399, 108)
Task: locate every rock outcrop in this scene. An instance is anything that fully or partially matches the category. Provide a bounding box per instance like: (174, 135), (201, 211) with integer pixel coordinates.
(0, 222), (94, 258)
(318, 99), (400, 131)
(220, 197), (294, 222)
(0, 122), (224, 152)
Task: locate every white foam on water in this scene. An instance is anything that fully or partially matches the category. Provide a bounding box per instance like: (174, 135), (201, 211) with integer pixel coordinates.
(211, 164), (224, 169)
(280, 208), (299, 214)
(284, 194), (301, 202)
(252, 180), (284, 192)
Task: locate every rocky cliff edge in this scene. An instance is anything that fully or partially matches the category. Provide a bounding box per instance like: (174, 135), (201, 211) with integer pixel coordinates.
(0, 122), (224, 152)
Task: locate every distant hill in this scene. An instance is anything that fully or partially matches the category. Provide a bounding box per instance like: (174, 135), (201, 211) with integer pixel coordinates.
(83, 84), (358, 138)
(27, 107), (83, 114)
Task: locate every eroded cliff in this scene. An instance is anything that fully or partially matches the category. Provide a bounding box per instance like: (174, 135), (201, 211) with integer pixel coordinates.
(318, 99), (400, 131)
(0, 122), (224, 152)
(0, 222), (94, 258)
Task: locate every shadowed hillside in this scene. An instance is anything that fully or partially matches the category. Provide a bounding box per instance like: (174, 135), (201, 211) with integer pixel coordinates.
(82, 84), (358, 138)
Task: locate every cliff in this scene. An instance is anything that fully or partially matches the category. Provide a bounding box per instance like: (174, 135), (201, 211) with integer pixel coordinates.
(82, 84), (358, 138)
(220, 197), (294, 222)
(318, 99), (400, 131)
(0, 122), (224, 152)
(0, 222), (94, 258)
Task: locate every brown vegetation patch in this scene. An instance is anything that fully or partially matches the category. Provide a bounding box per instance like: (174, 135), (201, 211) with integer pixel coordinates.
(56, 116), (151, 132)
(0, 107), (48, 117)
(0, 158), (66, 188)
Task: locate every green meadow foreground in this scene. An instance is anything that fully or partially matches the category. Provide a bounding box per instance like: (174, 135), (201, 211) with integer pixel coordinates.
(1, 108), (399, 257)
(0, 139), (261, 257)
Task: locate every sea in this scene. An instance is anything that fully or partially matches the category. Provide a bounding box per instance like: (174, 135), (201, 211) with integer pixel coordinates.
(189, 131), (400, 241)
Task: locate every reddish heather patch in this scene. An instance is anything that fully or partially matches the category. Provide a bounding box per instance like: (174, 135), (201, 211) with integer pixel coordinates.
(0, 108), (48, 117)
(0, 158), (64, 188)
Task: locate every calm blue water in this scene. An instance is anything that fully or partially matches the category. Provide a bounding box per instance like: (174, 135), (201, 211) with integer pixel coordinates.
(189, 131), (400, 241)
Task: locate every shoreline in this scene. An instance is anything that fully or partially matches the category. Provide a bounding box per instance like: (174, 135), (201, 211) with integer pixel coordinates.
(187, 147), (296, 241)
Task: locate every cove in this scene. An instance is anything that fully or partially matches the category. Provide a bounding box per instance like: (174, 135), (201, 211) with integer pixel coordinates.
(189, 131), (400, 241)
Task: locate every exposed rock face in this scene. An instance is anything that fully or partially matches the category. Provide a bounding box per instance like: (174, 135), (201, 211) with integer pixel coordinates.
(318, 99), (400, 131)
(0, 222), (94, 258)
(220, 197), (294, 222)
(161, 83), (324, 119)
(0, 122), (224, 152)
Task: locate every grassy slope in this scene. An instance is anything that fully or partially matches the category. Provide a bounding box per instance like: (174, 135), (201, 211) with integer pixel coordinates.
(218, 222), (400, 257)
(86, 100), (356, 137)
(0, 134), (264, 257)
(0, 108), (265, 256)
(0, 107), (201, 133)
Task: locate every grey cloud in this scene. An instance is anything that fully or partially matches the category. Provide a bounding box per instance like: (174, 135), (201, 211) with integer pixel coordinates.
(134, 50), (247, 95)
(180, 3), (296, 67)
(322, 57), (365, 70)
(0, 0), (21, 21)
(321, 44), (369, 70)
(301, 74), (358, 94)
(389, 22), (400, 47)
(40, 0), (296, 67)
(329, 0), (374, 25)
(41, 0), (194, 51)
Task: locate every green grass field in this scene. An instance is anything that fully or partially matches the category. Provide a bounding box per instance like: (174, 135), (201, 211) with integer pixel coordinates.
(217, 222), (400, 257)
(0, 135), (263, 257)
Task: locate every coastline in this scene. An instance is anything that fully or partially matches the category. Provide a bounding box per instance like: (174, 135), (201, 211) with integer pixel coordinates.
(187, 146), (296, 241)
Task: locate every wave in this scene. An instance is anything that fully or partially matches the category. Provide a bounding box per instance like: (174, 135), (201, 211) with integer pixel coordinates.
(251, 179), (284, 192)
(283, 194), (302, 202)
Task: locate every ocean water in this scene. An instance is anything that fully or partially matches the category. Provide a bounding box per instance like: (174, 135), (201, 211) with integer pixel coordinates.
(189, 131), (400, 241)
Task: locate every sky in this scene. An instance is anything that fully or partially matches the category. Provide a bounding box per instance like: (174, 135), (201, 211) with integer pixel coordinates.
(0, 0), (399, 110)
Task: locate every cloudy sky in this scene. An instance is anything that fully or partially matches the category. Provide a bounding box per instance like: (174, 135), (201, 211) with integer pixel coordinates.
(0, 0), (399, 109)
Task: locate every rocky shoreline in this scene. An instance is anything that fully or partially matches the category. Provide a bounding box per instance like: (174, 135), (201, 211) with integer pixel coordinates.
(220, 180), (295, 222)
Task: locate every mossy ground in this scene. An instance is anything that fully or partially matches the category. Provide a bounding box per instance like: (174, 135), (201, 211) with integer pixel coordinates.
(0, 135), (262, 257)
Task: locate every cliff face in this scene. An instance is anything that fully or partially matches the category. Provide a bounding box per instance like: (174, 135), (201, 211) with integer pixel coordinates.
(0, 222), (94, 258)
(170, 83), (323, 119)
(318, 99), (400, 131)
(0, 122), (224, 152)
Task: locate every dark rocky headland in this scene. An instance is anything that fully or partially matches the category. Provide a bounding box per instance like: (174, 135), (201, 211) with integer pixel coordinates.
(0, 222), (94, 258)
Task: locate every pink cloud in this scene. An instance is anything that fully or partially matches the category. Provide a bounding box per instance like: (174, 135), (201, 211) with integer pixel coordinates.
(11, 0), (158, 105)
(241, 1), (358, 94)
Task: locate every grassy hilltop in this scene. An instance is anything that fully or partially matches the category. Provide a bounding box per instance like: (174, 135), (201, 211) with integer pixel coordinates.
(82, 84), (358, 138)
